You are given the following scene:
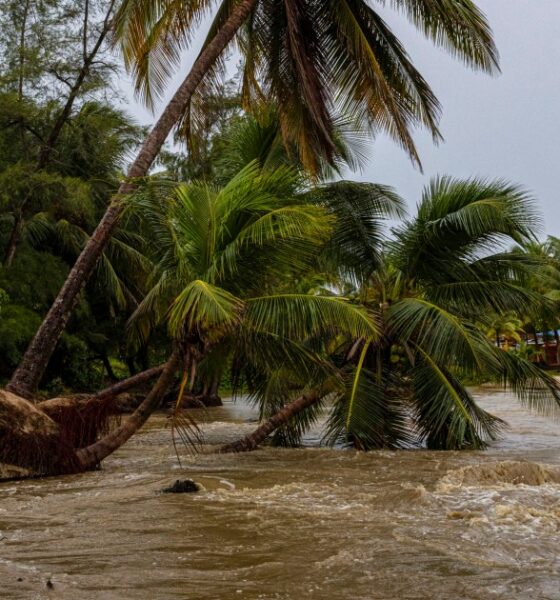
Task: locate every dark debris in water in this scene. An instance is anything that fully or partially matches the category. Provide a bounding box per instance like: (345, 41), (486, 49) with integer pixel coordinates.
(161, 479), (200, 494)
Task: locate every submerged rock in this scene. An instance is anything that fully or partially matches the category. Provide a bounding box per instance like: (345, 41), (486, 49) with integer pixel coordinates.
(161, 479), (200, 494)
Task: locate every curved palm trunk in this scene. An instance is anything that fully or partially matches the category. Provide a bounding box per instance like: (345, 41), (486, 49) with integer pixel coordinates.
(37, 363), (165, 415)
(7, 0), (258, 400)
(94, 364), (165, 401)
(219, 392), (321, 454)
(75, 349), (181, 470)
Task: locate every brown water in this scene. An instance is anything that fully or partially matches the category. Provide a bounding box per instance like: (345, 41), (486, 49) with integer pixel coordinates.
(1, 388), (560, 599)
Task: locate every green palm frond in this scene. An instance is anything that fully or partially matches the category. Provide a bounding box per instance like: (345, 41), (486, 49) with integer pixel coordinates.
(386, 0), (499, 71)
(491, 349), (560, 416)
(211, 204), (333, 282)
(114, 0), (218, 106)
(324, 367), (413, 449)
(245, 294), (379, 341)
(127, 271), (177, 347)
(307, 180), (406, 280)
(168, 279), (244, 336)
(214, 109), (293, 181)
(386, 297), (492, 372)
(411, 347), (503, 449)
(392, 177), (540, 286)
(22, 212), (54, 246)
(233, 330), (336, 391)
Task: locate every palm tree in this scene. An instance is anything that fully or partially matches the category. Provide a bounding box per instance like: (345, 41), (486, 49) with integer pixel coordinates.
(486, 313), (524, 349)
(71, 161), (381, 469)
(225, 177), (560, 452)
(9, 0), (499, 399)
(509, 236), (560, 365)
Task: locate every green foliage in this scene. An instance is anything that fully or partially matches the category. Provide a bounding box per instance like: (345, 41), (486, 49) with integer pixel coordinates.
(0, 248), (68, 310)
(0, 0), (118, 102)
(0, 2), (146, 391)
(127, 157), (380, 424)
(115, 0), (498, 172)
(0, 303), (41, 376)
(323, 177), (560, 451)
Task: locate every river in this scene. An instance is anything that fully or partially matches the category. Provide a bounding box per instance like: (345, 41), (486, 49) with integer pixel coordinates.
(1, 388), (559, 599)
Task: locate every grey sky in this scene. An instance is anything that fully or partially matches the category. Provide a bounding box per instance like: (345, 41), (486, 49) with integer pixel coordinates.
(119, 1), (560, 237)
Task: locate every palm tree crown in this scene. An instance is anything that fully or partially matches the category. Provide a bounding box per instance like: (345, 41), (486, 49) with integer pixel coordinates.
(324, 177), (560, 451)
(127, 161), (380, 412)
(115, 0), (499, 171)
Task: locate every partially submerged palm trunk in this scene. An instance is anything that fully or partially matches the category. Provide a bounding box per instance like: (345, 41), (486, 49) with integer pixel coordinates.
(75, 349), (181, 470)
(38, 364), (166, 450)
(7, 0), (258, 400)
(219, 392), (322, 454)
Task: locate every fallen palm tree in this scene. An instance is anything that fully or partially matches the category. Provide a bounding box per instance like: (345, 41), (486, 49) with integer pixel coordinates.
(0, 363), (167, 478)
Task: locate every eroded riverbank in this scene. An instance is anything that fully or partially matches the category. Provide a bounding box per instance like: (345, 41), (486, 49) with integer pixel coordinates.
(1, 389), (559, 599)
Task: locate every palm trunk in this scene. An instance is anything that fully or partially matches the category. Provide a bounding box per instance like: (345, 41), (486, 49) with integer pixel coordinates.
(219, 392), (321, 454)
(75, 349), (181, 470)
(100, 352), (118, 381)
(3, 214), (22, 267)
(92, 364), (165, 402)
(7, 0), (258, 400)
(209, 375), (221, 398)
(38, 362), (166, 414)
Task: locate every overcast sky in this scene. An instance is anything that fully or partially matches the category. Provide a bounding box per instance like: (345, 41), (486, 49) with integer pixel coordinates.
(119, 1), (560, 237)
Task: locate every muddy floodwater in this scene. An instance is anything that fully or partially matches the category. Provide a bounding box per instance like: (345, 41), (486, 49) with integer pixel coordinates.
(1, 389), (560, 599)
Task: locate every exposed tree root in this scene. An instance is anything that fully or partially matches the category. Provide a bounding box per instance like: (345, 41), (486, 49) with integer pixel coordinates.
(0, 364), (168, 478)
(0, 390), (80, 475)
(38, 394), (118, 451)
(34, 365), (166, 451)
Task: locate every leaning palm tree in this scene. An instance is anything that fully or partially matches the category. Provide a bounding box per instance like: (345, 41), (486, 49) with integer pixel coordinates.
(225, 177), (560, 452)
(0, 161), (381, 474)
(73, 161), (381, 468)
(9, 0), (499, 399)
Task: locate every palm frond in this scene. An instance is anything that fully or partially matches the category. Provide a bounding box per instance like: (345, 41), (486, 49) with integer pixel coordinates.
(114, 0), (218, 106)
(245, 294), (379, 341)
(491, 349), (560, 416)
(386, 0), (499, 72)
(392, 177), (541, 285)
(386, 297), (492, 372)
(411, 347), (503, 449)
(324, 363), (413, 449)
(168, 279), (244, 336)
(307, 180), (406, 280)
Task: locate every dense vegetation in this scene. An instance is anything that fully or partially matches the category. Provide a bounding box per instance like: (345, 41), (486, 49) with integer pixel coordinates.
(1, 0), (559, 478)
